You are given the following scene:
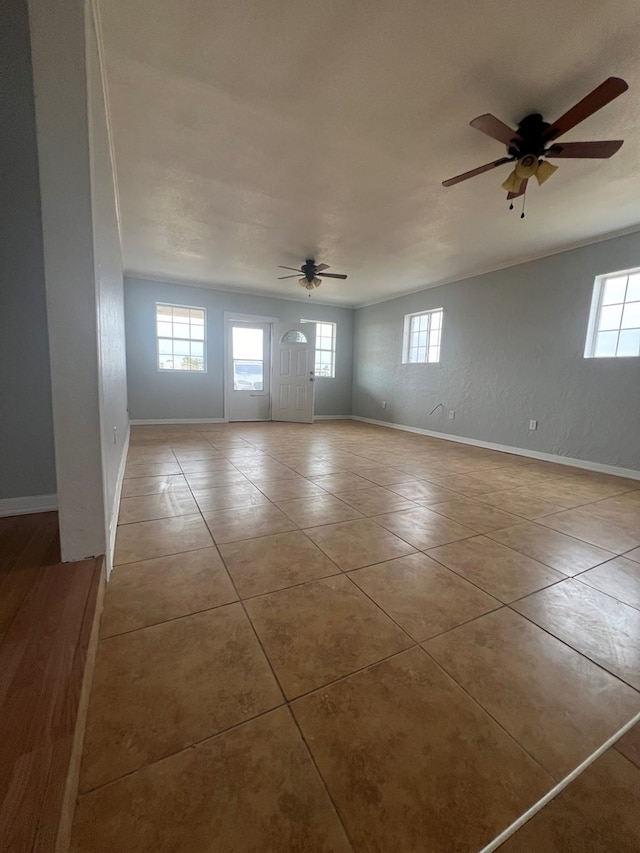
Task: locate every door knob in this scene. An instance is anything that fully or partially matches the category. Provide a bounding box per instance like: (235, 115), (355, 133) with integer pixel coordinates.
(309, 377), (314, 382)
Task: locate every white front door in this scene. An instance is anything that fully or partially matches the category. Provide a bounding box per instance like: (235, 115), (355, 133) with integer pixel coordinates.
(271, 322), (316, 423)
(228, 321), (271, 421)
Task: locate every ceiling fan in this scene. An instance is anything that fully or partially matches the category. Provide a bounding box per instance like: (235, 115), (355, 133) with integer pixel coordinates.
(278, 259), (348, 290)
(442, 77), (628, 212)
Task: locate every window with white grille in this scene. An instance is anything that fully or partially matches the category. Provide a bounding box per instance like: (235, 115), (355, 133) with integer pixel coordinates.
(585, 270), (640, 358)
(402, 309), (443, 364)
(156, 304), (206, 371)
(300, 320), (336, 377)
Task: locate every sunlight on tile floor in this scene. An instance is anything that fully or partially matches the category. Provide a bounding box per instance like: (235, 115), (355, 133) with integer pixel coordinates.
(71, 421), (640, 852)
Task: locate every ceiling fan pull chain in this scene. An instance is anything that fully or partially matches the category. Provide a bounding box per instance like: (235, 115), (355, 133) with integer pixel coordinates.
(521, 190), (526, 219)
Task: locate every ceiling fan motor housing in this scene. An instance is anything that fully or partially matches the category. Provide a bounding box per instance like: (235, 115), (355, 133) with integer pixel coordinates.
(301, 259), (317, 282)
(508, 113), (551, 158)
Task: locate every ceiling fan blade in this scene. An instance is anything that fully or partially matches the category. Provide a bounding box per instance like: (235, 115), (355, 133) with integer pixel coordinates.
(469, 114), (522, 146)
(277, 275), (299, 280)
(545, 140), (624, 158)
(318, 273), (347, 280)
(278, 265), (303, 272)
(315, 263), (330, 272)
(506, 178), (528, 200)
(442, 157), (514, 187)
(542, 77), (628, 142)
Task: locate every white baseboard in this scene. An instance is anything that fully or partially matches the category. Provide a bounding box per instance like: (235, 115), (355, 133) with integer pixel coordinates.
(130, 418), (227, 425)
(479, 709), (640, 853)
(105, 424), (130, 579)
(132, 416), (352, 424)
(313, 415), (352, 420)
(351, 416), (640, 481)
(0, 493), (58, 517)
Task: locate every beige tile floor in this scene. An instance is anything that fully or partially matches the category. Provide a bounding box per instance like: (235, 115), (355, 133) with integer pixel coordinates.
(71, 421), (640, 852)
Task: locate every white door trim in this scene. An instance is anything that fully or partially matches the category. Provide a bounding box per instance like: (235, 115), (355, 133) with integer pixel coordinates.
(223, 312), (279, 422)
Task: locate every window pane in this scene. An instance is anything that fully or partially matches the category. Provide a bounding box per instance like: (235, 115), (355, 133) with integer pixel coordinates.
(626, 275), (640, 302)
(158, 339), (173, 356)
(621, 302), (640, 329)
(597, 304), (622, 331)
(280, 330), (307, 343)
(431, 311), (442, 330)
(173, 322), (190, 339)
(602, 276), (627, 305)
(172, 306), (190, 319)
(417, 346), (426, 362)
(157, 321), (172, 337)
(594, 330), (618, 357)
(191, 341), (204, 358)
(617, 329), (640, 357)
(233, 359), (263, 390)
(429, 328), (441, 347)
(417, 331), (427, 348)
(173, 340), (190, 356)
(428, 346), (440, 362)
(234, 327), (264, 358)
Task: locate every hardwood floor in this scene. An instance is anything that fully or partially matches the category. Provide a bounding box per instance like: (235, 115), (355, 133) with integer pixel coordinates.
(0, 512), (104, 853)
(0, 511), (60, 645)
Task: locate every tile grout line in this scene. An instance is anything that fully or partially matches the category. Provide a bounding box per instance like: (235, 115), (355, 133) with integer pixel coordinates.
(419, 645), (557, 784)
(284, 707), (358, 852)
(197, 434), (395, 849)
(477, 709), (640, 853)
(421, 544), (569, 606)
(504, 600), (640, 695)
(81, 642), (426, 799)
(184, 458), (386, 853)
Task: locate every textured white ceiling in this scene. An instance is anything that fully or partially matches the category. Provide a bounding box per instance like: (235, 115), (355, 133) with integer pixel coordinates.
(98, 0), (640, 306)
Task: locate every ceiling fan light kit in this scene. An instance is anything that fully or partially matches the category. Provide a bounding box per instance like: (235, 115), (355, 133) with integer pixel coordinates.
(299, 277), (322, 290)
(442, 76), (628, 216)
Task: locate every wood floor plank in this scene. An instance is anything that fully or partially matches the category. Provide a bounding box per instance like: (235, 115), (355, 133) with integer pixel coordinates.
(0, 557), (101, 853)
(0, 512), (61, 638)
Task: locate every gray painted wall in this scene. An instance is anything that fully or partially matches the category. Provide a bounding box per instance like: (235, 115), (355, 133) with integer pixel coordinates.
(353, 231), (640, 471)
(0, 0), (56, 501)
(125, 278), (354, 420)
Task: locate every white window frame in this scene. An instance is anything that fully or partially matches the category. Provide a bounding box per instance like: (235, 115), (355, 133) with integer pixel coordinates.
(156, 302), (207, 372)
(300, 319), (337, 378)
(584, 268), (640, 358)
(402, 308), (443, 364)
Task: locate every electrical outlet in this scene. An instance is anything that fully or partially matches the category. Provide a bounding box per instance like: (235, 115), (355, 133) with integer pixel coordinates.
(448, 409), (455, 419)
(529, 419), (538, 431)
(382, 401), (387, 409)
